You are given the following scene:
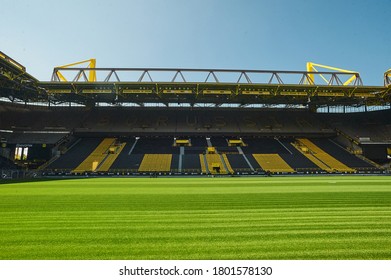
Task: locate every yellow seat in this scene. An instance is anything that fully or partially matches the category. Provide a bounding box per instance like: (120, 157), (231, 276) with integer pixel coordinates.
(252, 154), (294, 173)
(138, 154), (172, 172)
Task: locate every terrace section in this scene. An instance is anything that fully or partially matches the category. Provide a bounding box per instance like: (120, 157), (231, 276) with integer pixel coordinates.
(252, 154), (295, 173)
(224, 154), (253, 172)
(138, 154), (172, 172)
(309, 138), (375, 169)
(0, 102), (337, 136)
(42, 135), (379, 174)
(47, 138), (102, 171)
(295, 138), (355, 173)
(72, 138), (116, 173)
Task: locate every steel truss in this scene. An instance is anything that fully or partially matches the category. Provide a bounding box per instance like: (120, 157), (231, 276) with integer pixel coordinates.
(51, 67), (363, 86)
(44, 66), (388, 107)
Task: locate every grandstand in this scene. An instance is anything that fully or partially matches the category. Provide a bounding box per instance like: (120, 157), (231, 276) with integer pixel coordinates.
(0, 51), (390, 177)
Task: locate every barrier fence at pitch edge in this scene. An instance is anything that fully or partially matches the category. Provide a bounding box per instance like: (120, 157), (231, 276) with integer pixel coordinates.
(0, 169), (387, 179)
(0, 170), (41, 180)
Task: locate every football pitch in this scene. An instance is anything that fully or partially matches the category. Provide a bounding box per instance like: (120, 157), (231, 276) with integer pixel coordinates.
(0, 176), (390, 260)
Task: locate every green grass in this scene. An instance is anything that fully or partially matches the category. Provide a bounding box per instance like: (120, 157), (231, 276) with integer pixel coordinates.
(0, 176), (390, 259)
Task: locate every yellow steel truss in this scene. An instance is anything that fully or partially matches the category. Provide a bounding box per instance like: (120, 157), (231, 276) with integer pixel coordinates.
(385, 68), (391, 87)
(306, 62), (359, 86)
(55, 58), (96, 82)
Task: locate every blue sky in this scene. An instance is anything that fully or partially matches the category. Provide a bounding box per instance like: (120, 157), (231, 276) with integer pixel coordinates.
(1, 0), (390, 85)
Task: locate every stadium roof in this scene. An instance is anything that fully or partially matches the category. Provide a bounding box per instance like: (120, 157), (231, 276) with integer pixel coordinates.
(1, 51), (390, 107)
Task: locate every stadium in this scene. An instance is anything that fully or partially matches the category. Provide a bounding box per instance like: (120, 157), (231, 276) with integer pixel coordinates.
(0, 51), (390, 260)
(0, 51), (390, 177)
